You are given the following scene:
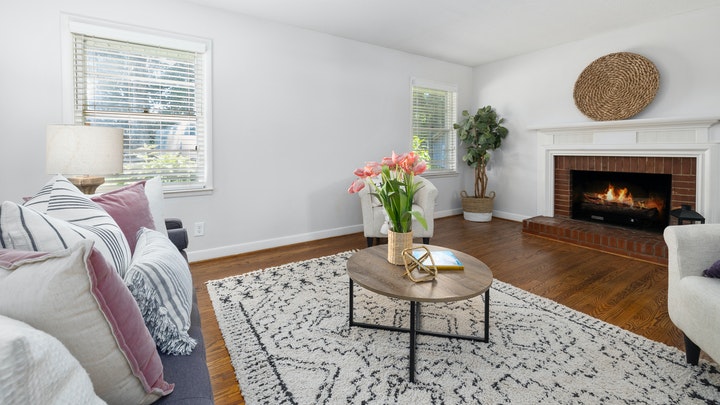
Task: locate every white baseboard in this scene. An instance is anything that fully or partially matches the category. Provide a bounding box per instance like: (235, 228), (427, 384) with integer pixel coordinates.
(187, 224), (363, 263)
(492, 210), (530, 222)
(187, 208), (516, 263)
(435, 208), (463, 218)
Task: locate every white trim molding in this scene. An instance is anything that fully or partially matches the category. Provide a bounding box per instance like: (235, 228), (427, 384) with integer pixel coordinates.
(531, 117), (720, 224)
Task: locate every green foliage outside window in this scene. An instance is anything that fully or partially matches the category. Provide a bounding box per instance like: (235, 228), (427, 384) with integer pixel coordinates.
(412, 136), (432, 165)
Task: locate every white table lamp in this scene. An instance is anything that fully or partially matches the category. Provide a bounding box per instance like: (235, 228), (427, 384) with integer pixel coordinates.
(46, 125), (124, 194)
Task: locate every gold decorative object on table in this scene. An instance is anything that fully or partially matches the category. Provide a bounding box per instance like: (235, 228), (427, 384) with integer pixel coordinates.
(402, 246), (437, 283)
(573, 52), (659, 121)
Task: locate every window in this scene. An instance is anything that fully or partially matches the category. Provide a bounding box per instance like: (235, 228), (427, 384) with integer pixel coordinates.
(411, 79), (457, 174)
(65, 18), (211, 193)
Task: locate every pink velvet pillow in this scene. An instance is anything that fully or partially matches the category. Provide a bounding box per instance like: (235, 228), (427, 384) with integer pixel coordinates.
(92, 181), (156, 253)
(0, 242), (173, 403)
(0, 250), (48, 267)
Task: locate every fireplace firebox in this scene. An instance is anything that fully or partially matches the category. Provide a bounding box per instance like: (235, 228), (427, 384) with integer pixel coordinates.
(571, 170), (672, 232)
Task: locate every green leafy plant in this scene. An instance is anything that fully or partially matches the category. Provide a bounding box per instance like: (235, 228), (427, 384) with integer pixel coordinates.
(112, 145), (197, 185)
(412, 136), (432, 166)
(454, 106), (508, 198)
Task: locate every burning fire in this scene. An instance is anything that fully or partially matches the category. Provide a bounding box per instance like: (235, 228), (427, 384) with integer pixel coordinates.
(602, 184), (633, 206)
(586, 183), (664, 211)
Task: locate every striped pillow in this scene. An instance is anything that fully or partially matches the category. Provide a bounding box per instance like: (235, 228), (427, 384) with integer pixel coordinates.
(21, 178), (53, 212)
(5, 176), (132, 276)
(125, 227), (196, 355)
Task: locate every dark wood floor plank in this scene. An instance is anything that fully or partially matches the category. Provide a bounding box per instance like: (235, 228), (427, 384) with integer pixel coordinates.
(190, 216), (681, 405)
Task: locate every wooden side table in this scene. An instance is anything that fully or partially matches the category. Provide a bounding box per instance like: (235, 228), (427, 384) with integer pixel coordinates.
(346, 245), (494, 382)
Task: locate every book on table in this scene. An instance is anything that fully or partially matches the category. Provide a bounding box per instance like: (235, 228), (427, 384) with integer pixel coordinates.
(411, 249), (464, 270)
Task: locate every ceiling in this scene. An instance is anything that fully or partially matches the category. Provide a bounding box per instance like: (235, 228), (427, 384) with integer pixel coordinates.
(182, 0), (720, 66)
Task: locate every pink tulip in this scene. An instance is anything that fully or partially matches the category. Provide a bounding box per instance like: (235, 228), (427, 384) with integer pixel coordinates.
(353, 162), (381, 178)
(412, 160), (427, 175)
(347, 179), (366, 194)
(392, 151), (408, 165)
(366, 162), (382, 176)
(398, 152), (418, 174)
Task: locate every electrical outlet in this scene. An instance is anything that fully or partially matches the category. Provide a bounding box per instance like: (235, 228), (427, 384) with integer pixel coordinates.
(193, 222), (205, 237)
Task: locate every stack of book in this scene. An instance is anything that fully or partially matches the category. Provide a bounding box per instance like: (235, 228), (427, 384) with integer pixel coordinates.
(411, 250), (464, 270)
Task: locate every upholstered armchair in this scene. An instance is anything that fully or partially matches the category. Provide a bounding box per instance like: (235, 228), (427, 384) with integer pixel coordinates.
(358, 176), (438, 247)
(663, 224), (720, 365)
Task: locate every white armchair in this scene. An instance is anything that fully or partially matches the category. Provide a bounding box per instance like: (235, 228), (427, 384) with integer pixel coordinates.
(358, 176), (438, 247)
(663, 224), (720, 364)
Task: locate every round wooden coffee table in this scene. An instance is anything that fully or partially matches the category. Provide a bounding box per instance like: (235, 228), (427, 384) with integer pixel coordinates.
(346, 244), (493, 383)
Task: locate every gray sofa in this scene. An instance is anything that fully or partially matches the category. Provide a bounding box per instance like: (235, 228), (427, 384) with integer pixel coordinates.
(156, 219), (214, 404)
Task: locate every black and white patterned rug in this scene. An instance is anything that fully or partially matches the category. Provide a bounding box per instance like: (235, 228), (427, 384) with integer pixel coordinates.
(207, 251), (720, 404)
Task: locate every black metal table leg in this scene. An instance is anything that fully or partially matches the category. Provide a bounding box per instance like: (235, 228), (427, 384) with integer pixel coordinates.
(349, 278), (355, 326)
(484, 289), (490, 342)
(409, 301), (417, 383)
(416, 301), (422, 330)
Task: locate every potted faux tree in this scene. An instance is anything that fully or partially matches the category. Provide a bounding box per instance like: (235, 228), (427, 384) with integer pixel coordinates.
(454, 106), (508, 222)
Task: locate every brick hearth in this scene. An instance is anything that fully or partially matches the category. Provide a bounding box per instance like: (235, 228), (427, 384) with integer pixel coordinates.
(522, 216), (667, 264)
(523, 155), (697, 265)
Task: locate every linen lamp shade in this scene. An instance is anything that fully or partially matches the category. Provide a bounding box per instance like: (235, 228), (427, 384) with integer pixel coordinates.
(46, 125), (124, 193)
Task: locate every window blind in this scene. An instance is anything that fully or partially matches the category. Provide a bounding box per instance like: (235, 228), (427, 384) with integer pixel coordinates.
(72, 33), (207, 189)
(412, 85), (457, 173)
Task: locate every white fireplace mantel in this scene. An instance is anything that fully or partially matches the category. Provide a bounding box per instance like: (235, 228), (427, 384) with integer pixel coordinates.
(531, 117), (720, 224)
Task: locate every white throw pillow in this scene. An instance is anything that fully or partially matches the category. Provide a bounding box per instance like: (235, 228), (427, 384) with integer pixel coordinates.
(144, 176), (168, 235)
(0, 315), (105, 405)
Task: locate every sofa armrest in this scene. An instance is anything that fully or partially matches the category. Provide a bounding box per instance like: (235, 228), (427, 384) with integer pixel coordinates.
(664, 224), (720, 280)
(165, 218), (184, 231)
(165, 219), (189, 252)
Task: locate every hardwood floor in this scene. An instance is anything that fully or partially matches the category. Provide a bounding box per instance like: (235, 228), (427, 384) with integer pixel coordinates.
(190, 216), (682, 405)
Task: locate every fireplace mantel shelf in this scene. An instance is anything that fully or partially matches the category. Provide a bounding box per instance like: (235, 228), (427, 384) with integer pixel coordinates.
(530, 116), (720, 133)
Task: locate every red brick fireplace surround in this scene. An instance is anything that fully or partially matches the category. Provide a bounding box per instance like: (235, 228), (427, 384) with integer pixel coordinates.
(522, 117), (719, 264)
(553, 155), (696, 219)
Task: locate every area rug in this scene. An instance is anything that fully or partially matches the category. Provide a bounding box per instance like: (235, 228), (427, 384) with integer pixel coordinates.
(207, 251), (720, 404)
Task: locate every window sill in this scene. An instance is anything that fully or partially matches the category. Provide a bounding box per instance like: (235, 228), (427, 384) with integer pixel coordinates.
(422, 170), (459, 179)
(163, 187), (214, 198)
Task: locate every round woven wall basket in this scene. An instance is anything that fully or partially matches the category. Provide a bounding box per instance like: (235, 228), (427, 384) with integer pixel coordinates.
(573, 52), (659, 121)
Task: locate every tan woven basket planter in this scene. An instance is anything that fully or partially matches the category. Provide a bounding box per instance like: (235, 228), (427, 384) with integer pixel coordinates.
(461, 191), (494, 222)
(387, 230), (413, 265)
(573, 52), (659, 121)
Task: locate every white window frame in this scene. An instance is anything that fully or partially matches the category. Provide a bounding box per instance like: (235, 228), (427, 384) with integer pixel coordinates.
(61, 14), (213, 196)
(411, 78), (458, 177)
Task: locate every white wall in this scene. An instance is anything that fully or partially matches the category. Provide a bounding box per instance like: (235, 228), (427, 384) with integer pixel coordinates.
(0, 0), (473, 261)
(472, 7), (720, 222)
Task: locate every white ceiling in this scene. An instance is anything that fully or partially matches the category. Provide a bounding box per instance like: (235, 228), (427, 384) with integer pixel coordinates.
(183, 0), (720, 66)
